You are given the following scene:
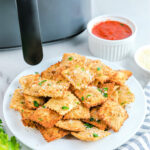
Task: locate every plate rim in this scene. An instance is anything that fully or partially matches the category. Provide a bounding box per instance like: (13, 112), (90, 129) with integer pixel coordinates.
(3, 56), (147, 150)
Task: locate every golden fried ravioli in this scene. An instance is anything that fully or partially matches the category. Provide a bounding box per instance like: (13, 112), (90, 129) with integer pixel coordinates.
(64, 104), (90, 120)
(45, 92), (80, 115)
(40, 127), (69, 142)
(83, 107), (107, 130)
(75, 86), (106, 108)
(118, 85), (134, 107)
(98, 100), (128, 132)
(24, 94), (45, 109)
(30, 107), (62, 128)
(19, 74), (69, 98)
(10, 89), (26, 112)
(71, 127), (110, 141)
(55, 120), (86, 132)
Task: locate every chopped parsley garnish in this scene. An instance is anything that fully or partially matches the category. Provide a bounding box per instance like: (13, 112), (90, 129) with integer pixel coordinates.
(81, 96), (84, 101)
(120, 23), (124, 26)
(76, 102), (79, 104)
(86, 94), (91, 98)
(38, 80), (47, 86)
(35, 72), (39, 74)
(90, 117), (95, 121)
(121, 102), (126, 105)
(68, 56), (73, 61)
(93, 133), (99, 137)
(84, 123), (93, 128)
(48, 83), (51, 86)
(20, 101), (24, 104)
(103, 87), (108, 91)
(81, 67), (85, 71)
(62, 106), (69, 110)
(103, 93), (108, 97)
(97, 67), (101, 71)
(97, 120), (101, 123)
(42, 105), (46, 108)
(33, 101), (39, 107)
(97, 88), (102, 93)
(0, 119), (2, 124)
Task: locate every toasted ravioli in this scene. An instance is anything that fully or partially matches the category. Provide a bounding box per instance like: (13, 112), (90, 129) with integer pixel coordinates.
(40, 127), (69, 142)
(55, 120), (86, 132)
(64, 104), (90, 120)
(118, 85), (134, 107)
(10, 89), (26, 112)
(62, 66), (94, 90)
(24, 94), (45, 109)
(61, 53), (86, 67)
(19, 74), (69, 98)
(30, 107), (62, 128)
(110, 70), (132, 85)
(45, 92), (80, 115)
(71, 127), (110, 141)
(98, 100), (128, 132)
(21, 109), (38, 128)
(41, 62), (61, 79)
(75, 86), (106, 108)
(83, 107), (107, 130)
(110, 91), (119, 103)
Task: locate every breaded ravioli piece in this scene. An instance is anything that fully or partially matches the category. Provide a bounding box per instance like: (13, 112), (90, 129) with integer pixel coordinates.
(30, 107), (62, 128)
(19, 74), (69, 98)
(40, 127), (69, 142)
(61, 53), (86, 67)
(55, 120), (86, 132)
(10, 89), (26, 112)
(110, 70), (132, 85)
(75, 86), (106, 108)
(83, 107), (107, 130)
(118, 85), (134, 107)
(45, 92), (80, 115)
(62, 66), (94, 90)
(71, 127), (110, 141)
(98, 100), (128, 132)
(21, 109), (38, 128)
(64, 104), (90, 120)
(24, 94), (45, 109)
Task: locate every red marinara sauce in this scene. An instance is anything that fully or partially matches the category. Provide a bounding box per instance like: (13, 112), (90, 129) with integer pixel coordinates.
(92, 20), (132, 40)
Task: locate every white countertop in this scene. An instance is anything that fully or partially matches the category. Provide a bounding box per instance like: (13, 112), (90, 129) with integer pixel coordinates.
(1, 0), (150, 149)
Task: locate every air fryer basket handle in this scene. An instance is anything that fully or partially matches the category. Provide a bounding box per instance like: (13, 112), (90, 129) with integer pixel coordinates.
(16, 0), (43, 65)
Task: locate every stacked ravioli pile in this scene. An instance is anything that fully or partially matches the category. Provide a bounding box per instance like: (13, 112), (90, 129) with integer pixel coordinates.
(10, 53), (134, 142)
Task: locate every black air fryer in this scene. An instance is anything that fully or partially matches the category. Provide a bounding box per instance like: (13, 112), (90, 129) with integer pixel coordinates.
(0, 0), (91, 64)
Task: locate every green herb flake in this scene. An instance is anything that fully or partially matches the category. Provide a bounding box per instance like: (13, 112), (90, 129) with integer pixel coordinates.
(38, 80), (47, 86)
(89, 117), (95, 121)
(35, 72), (39, 74)
(42, 105), (46, 108)
(97, 88), (102, 93)
(76, 102), (79, 104)
(121, 101), (126, 105)
(120, 23), (124, 26)
(62, 106), (69, 110)
(84, 123), (94, 128)
(20, 101), (24, 104)
(0, 119), (2, 124)
(96, 120), (101, 123)
(68, 56), (73, 61)
(81, 96), (84, 101)
(103, 93), (108, 97)
(86, 94), (91, 98)
(97, 67), (101, 71)
(81, 67), (85, 71)
(34, 101), (39, 107)
(93, 133), (99, 137)
(48, 83), (51, 86)
(103, 87), (108, 91)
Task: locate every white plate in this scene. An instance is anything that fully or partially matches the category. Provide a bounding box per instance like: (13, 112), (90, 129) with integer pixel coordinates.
(3, 56), (146, 150)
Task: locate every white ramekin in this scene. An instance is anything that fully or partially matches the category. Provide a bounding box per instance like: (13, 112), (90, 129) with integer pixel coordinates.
(87, 15), (137, 61)
(134, 45), (150, 74)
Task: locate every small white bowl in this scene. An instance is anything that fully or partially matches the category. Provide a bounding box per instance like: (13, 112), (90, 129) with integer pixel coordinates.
(87, 15), (137, 61)
(134, 45), (150, 74)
